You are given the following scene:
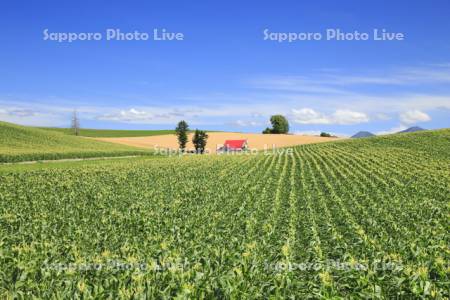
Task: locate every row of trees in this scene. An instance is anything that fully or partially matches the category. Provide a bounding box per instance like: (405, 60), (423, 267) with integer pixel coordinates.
(175, 121), (208, 154)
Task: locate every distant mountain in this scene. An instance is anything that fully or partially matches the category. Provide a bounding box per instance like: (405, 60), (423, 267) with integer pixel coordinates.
(351, 131), (375, 138)
(398, 126), (426, 133)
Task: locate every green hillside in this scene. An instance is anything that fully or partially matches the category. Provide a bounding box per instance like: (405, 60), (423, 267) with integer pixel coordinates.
(38, 127), (176, 137)
(0, 121), (151, 162)
(0, 128), (449, 298)
(351, 128), (450, 159)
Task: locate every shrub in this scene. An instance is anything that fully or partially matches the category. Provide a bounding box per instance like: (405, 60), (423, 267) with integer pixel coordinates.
(262, 127), (272, 134)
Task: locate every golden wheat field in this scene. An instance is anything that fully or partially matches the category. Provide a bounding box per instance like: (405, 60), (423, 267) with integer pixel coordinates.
(94, 132), (343, 153)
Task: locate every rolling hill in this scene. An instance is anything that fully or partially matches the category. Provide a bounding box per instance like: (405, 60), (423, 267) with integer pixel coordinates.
(0, 121), (151, 162)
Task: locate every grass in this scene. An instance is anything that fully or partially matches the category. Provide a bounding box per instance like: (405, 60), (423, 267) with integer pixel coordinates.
(38, 127), (176, 137)
(0, 129), (448, 298)
(0, 121), (153, 162)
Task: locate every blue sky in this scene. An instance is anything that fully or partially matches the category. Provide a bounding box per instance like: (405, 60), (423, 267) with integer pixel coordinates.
(0, 0), (449, 135)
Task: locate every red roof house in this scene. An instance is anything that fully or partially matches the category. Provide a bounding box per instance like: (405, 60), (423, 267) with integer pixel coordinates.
(221, 139), (248, 152)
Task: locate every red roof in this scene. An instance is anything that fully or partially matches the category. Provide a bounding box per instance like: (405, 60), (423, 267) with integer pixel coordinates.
(224, 139), (247, 149)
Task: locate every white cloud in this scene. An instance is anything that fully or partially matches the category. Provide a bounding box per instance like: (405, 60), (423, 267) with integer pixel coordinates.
(376, 125), (408, 135)
(2, 62), (449, 130)
(399, 110), (431, 124)
(98, 109), (149, 122)
(373, 113), (391, 121)
(0, 108), (38, 117)
(230, 120), (262, 127)
(291, 108), (369, 125)
(249, 64), (450, 93)
(248, 76), (349, 95)
(0, 106), (67, 127)
(291, 108), (330, 124)
(97, 107), (202, 124)
(377, 110), (431, 135)
(333, 110), (370, 124)
(294, 130), (322, 136)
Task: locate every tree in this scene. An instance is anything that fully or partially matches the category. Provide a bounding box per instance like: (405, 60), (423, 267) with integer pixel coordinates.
(320, 132), (331, 137)
(71, 110), (80, 136)
(192, 129), (208, 154)
(262, 127), (272, 134)
(270, 115), (289, 134)
(175, 120), (189, 152)
(262, 115), (289, 134)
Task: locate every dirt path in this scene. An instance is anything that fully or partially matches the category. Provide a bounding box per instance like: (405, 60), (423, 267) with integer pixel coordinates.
(0, 155), (141, 165)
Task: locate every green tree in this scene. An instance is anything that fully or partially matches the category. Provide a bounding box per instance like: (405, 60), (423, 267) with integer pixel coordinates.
(262, 127), (272, 134)
(266, 115), (289, 134)
(192, 129), (208, 154)
(175, 121), (189, 152)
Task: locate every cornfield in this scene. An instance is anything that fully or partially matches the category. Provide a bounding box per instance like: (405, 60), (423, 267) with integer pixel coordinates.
(0, 121), (150, 163)
(0, 130), (449, 298)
